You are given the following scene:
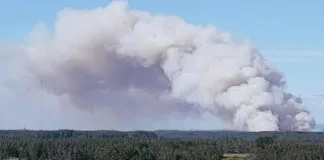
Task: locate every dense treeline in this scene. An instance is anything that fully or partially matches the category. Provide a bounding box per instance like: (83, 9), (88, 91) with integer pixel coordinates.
(0, 130), (324, 159)
(0, 138), (226, 160)
(3, 130), (324, 142)
(256, 141), (324, 160)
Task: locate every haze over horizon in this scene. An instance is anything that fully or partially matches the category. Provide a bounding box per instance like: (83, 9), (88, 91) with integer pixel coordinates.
(0, 0), (323, 131)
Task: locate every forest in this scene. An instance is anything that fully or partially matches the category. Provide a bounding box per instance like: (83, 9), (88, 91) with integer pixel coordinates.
(1, 130), (324, 159)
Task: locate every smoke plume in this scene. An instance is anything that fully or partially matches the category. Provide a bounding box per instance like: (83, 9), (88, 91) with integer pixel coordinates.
(16, 1), (315, 131)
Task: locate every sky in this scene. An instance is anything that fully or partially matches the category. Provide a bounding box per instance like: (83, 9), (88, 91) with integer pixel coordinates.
(0, 0), (323, 130)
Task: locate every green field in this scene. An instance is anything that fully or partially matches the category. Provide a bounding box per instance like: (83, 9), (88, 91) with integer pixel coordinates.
(222, 153), (251, 160)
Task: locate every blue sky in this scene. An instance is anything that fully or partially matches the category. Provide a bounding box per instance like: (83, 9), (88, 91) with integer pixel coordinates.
(0, 0), (323, 129)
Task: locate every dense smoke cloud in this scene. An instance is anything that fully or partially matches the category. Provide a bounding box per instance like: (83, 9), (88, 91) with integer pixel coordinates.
(15, 1), (315, 131)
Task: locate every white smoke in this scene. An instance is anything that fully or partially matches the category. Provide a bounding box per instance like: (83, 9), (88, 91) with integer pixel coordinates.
(10, 1), (315, 131)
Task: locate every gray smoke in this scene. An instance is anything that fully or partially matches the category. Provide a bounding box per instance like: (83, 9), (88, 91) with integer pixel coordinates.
(18, 1), (315, 131)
